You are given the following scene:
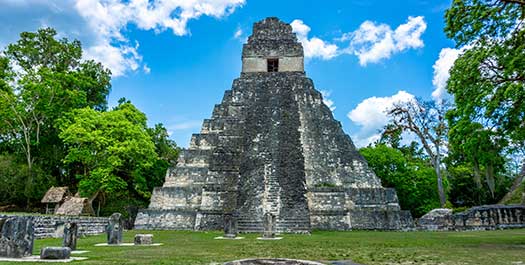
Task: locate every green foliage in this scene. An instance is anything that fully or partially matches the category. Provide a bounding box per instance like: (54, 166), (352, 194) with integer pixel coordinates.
(445, 0), (525, 200)
(445, 0), (524, 46)
(448, 162), (513, 205)
(0, 154), (54, 206)
(144, 124), (181, 190)
(58, 102), (158, 199)
(360, 144), (441, 217)
(314, 182), (337, 188)
(0, 27), (112, 207)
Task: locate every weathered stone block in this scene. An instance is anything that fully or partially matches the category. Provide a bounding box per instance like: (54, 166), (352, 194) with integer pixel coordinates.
(40, 247), (71, 260)
(62, 222), (78, 250)
(107, 213), (123, 245)
(418, 205), (525, 231)
(0, 216), (34, 258)
(134, 234), (153, 245)
(417, 208), (453, 231)
(223, 213), (237, 238)
(262, 212), (276, 238)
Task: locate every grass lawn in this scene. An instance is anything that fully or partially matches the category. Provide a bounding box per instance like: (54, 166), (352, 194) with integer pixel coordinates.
(4, 229), (525, 265)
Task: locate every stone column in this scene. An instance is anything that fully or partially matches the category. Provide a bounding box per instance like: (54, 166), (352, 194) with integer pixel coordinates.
(107, 213), (123, 245)
(63, 222), (78, 250)
(223, 213), (237, 238)
(0, 217), (34, 258)
(262, 212), (276, 238)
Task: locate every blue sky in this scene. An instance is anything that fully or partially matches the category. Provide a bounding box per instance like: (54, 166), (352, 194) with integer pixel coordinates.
(0, 0), (460, 147)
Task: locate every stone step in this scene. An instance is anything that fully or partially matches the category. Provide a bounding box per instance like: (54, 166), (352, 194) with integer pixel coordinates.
(177, 149), (212, 166)
(189, 133), (219, 150)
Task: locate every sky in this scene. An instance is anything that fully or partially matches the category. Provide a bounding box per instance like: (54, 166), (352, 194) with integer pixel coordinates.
(0, 0), (463, 148)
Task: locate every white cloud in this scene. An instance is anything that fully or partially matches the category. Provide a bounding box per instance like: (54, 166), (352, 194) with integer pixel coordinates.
(431, 47), (466, 102)
(320, 90), (336, 112)
(232, 26), (247, 43)
(74, 0), (244, 76)
(234, 28), (243, 39)
(291, 19), (338, 60)
(347, 90), (415, 147)
(143, 64), (151, 74)
(343, 16), (427, 66)
(0, 0), (245, 77)
(289, 16), (426, 65)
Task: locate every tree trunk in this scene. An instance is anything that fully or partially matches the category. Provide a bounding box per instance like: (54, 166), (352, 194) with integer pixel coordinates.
(498, 161), (525, 204)
(24, 147), (33, 208)
(435, 155), (447, 207)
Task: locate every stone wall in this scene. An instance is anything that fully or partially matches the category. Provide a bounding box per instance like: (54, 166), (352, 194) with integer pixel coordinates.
(242, 57), (304, 73)
(417, 205), (525, 231)
(0, 214), (108, 239)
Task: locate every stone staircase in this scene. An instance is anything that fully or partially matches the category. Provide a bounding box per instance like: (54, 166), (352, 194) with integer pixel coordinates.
(237, 211), (264, 233)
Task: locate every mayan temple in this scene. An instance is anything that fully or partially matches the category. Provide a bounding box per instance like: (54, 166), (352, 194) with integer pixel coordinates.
(134, 17), (413, 233)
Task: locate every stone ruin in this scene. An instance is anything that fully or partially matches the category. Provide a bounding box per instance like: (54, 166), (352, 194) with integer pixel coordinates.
(134, 234), (153, 245)
(135, 17), (413, 233)
(223, 213), (238, 238)
(418, 205), (525, 231)
(262, 212), (276, 239)
(63, 222), (78, 250)
(107, 213), (123, 245)
(40, 247), (71, 260)
(0, 216), (34, 258)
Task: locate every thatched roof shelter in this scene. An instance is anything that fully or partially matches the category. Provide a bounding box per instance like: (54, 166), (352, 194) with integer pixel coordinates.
(55, 196), (95, 216)
(41, 187), (69, 203)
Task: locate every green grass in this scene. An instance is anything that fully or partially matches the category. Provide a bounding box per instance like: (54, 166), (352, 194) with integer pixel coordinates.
(5, 229), (525, 265)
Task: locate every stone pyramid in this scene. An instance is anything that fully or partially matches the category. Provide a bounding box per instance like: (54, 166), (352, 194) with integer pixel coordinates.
(134, 17), (413, 233)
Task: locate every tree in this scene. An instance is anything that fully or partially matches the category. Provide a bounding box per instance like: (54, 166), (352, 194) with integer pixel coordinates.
(360, 144), (441, 217)
(445, 0), (525, 202)
(58, 101), (157, 200)
(0, 28), (111, 201)
(145, 124), (180, 190)
(386, 99), (450, 207)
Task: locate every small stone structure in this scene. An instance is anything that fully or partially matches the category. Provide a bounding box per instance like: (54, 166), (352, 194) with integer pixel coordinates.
(135, 17), (413, 233)
(0, 216), (34, 258)
(63, 222), (78, 250)
(134, 234), (153, 245)
(41, 187), (70, 214)
(40, 247), (71, 260)
(107, 213), (123, 245)
(55, 196), (95, 216)
(417, 208), (453, 231)
(0, 214), (108, 239)
(223, 213), (237, 238)
(262, 212), (276, 239)
(417, 205), (525, 231)
(224, 258), (325, 265)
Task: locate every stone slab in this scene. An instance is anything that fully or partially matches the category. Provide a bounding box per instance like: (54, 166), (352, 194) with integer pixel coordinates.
(94, 243), (163, 247)
(256, 237), (283, 240)
(40, 247), (71, 260)
(214, 236), (245, 240)
(71, 250), (90, 254)
(134, 234), (153, 245)
(0, 256), (87, 263)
